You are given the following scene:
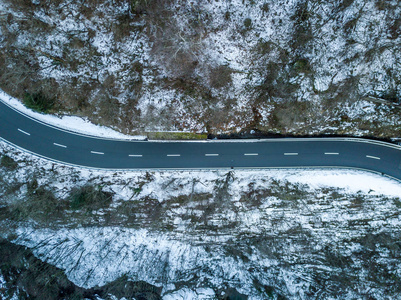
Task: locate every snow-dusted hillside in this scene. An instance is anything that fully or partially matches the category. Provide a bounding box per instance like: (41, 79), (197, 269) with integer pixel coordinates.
(0, 0), (400, 137)
(1, 140), (401, 299)
(1, 0), (401, 299)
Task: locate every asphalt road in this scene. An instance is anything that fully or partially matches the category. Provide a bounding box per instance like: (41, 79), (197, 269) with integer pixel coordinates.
(1, 100), (401, 180)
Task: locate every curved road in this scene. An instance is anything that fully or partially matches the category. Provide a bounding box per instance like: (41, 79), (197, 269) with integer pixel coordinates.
(1, 100), (401, 180)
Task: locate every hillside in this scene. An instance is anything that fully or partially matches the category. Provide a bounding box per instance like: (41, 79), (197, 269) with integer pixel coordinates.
(1, 141), (401, 299)
(0, 0), (400, 137)
(1, 0), (401, 299)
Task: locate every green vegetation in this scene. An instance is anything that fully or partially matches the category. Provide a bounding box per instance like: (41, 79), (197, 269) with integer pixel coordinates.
(260, 3), (269, 13)
(293, 58), (311, 74)
(23, 92), (55, 113)
(381, 89), (399, 104)
(69, 185), (113, 211)
(0, 155), (18, 170)
(244, 18), (252, 29)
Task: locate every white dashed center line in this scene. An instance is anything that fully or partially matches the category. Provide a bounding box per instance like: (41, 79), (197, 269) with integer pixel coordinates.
(205, 154), (219, 156)
(284, 153), (298, 156)
(167, 154), (181, 157)
(18, 128), (30, 136)
(244, 153), (258, 156)
(129, 154), (143, 157)
(91, 151), (104, 155)
(324, 152), (339, 155)
(53, 143), (67, 148)
(366, 155), (380, 160)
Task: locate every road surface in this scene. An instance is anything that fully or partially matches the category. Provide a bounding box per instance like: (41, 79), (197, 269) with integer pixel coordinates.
(1, 100), (401, 180)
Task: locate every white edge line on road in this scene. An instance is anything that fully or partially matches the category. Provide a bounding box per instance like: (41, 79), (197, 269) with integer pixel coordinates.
(1, 98), (146, 142)
(91, 151), (104, 155)
(284, 153), (298, 156)
(366, 155), (380, 160)
(167, 154), (181, 157)
(244, 153), (258, 156)
(3, 98), (401, 151)
(3, 98), (401, 149)
(205, 154), (219, 156)
(17, 128), (30, 136)
(53, 143), (67, 148)
(2, 137), (401, 183)
(325, 152), (339, 155)
(129, 154), (143, 157)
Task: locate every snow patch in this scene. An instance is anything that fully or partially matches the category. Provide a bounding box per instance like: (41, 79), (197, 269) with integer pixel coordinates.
(0, 90), (146, 140)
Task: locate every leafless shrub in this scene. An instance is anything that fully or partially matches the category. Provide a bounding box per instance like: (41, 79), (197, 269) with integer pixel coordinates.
(4, 177), (65, 224)
(324, 246), (352, 269)
(337, 0), (355, 11)
(208, 65), (233, 89)
(252, 61), (297, 103)
(290, 1), (313, 53)
(320, 76), (361, 110)
(344, 17), (358, 34)
(269, 101), (312, 131)
(58, 79), (95, 112)
(0, 155), (18, 171)
(144, 1), (210, 79)
(151, 27), (202, 78)
(375, 0), (392, 11)
(130, 0), (168, 15)
(260, 3), (269, 14)
(68, 185), (113, 211)
(388, 17), (401, 40)
(112, 13), (144, 42)
(240, 186), (271, 208)
(92, 93), (121, 127)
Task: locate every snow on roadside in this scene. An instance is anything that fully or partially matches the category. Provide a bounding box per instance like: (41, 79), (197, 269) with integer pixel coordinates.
(277, 169), (401, 198)
(1, 136), (401, 203)
(138, 168), (401, 203)
(0, 89), (146, 140)
(2, 126), (401, 299)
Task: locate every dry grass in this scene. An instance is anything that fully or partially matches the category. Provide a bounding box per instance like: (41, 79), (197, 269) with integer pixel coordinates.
(147, 131), (207, 140)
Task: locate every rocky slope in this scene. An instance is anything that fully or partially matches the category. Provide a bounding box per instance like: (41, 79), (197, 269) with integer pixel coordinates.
(0, 239), (162, 299)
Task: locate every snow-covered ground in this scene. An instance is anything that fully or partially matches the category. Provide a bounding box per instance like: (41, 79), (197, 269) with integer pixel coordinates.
(0, 1), (401, 297)
(0, 273), (5, 289)
(0, 89), (146, 140)
(1, 0), (400, 135)
(1, 139), (401, 299)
